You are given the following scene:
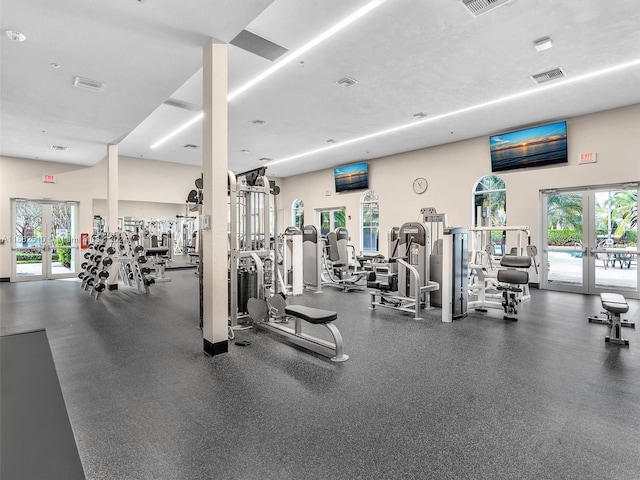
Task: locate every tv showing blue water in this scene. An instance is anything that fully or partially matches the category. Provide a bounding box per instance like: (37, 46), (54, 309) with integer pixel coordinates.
(490, 121), (567, 172)
(334, 162), (368, 192)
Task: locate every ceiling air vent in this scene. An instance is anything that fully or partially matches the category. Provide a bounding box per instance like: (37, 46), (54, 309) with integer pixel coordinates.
(460, 0), (513, 16)
(164, 98), (201, 112)
(230, 29), (288, 61)
(183, 144), (200, 149)
(530, 67), (566, 84)
(73, 76), (105, 92)
(49, 145), (68, 151)
(336, 76), (358, 87)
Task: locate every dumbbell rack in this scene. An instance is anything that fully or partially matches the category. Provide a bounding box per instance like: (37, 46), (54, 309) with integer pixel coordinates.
(78, 233), (114, 299)
(114, 232), (155, 294)
(77, 232), (156, 298)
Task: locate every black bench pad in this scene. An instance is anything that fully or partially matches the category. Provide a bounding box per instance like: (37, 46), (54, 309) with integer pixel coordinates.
(285, 305), (337, 324)
(601, 293), (629, 314)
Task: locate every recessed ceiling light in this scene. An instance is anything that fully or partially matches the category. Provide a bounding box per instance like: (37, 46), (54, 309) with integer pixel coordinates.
(252, 119), (265, 124)
(336, 76), (358, 87)
(241, 149), (251, 153)
(227, 1), (385, 101)
(183, 144), (201, 149)
(5, 30), (26, 42)
(73, 76), (105, 92)
(49, 63), (61, 69)
(259, 157), (272, 162)
(413, 112), (428, 118)
(49, 145), (68, 151)
(326, 139), (337, 143)
(534, 36), (553, 52)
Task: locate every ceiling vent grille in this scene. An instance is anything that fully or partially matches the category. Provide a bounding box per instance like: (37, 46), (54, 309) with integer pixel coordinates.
(336, 76), (358, 87)
(530, 67), (566, 84)
(164, 98), (201, 112)
(460, 0), (513, 16)
(230, 30), (288, 61)
(73, 76), (105, 92)
(49, 145), (68, 151)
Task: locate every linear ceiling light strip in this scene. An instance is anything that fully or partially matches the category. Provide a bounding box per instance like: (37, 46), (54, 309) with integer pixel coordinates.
(149, 1), (385, 149)
(266, 57), (640, 167)
(228, 0), (385, 101)
(150, 112), (203, 149)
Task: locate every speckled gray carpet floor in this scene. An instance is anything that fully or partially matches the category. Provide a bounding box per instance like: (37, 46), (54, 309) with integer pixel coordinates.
(1, 272), (639, 480)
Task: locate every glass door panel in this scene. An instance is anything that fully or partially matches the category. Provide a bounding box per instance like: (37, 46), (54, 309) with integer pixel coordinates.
(543, 191), (585, 291)
(320, 211), (331, 236)
(592, 189), (637, 292)
(13, 201), (45, 279)
(50, 202), (77, 277)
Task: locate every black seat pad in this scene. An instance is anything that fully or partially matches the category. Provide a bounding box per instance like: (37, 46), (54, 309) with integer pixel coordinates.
(285, 305), (337, 324)
(600, 293), (629, 314)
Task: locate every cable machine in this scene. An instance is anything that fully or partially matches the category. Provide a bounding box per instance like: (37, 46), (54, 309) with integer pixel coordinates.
(228, 168), (280, 328)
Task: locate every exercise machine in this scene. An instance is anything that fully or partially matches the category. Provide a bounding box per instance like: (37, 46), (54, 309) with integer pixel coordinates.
(369, 222), (439, 320)
(468, 225), (535, 312)
(496, 255), (531, 321)
(420, 208), (469, 321)
(249, 299), (349, 362)
(589, 293), (635, 345)
(321, 227), (371, 291)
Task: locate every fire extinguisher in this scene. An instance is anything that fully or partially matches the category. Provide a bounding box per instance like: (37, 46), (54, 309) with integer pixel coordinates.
(80, 233), (90, 249)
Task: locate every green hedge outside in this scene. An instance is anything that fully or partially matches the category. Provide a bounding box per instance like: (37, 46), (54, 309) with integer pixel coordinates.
(548, 229), (637, 246)
(16, 236), (72, 267)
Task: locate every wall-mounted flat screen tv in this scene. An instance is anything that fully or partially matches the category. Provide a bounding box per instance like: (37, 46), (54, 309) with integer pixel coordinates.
(334, 162), (368, 193)
(489, 120), (567, 172)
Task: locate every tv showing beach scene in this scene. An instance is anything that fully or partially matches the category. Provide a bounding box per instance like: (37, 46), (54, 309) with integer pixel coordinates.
(490, 120), (567, 172)
(334, 162), (369, 192)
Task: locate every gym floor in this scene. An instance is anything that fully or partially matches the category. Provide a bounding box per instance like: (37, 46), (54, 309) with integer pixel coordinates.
(1, 271), (639, 480)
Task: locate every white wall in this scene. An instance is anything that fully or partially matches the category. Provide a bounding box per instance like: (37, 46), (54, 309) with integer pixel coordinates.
(2, 105), (639, 280)
(0, 154), (202, 278)
(279, 104), (640, 268)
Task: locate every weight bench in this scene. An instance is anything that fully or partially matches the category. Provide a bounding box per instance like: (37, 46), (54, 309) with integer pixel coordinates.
(256, 304), (348, 362)
(496, 255), (531, 321)
(589, 293), (635, 345)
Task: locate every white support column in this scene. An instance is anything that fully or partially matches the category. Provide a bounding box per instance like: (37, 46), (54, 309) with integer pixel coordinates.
(202, 39), (229, 356)
(107, 144), (119, 233)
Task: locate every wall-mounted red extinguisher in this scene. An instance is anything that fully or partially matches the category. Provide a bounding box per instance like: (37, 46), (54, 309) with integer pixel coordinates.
(80, 233), (90, 249)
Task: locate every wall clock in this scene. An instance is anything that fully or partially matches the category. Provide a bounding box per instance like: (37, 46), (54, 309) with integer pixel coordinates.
(413, 177), (428, 194)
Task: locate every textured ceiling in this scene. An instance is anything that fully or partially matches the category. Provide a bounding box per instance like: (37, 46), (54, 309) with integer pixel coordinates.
(2, 0), (639, 178)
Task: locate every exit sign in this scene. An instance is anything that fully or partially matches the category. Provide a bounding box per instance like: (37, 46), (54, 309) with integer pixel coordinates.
(42, 174), (56, 183)
(579, 152), (597, 164)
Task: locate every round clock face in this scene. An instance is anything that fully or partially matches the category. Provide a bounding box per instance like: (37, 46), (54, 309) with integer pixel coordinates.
(413, 177), (428, 194)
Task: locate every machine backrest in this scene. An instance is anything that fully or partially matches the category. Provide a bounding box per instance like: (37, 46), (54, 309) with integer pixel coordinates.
(325, 231), (342, 263)
(500, 255), (531, 268)
(334, 227), (350, 265)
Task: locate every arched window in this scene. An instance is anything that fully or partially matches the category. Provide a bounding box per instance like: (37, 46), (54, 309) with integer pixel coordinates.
(292, 199), (304, 228)
(361, 190), (379, 252)
(473, 175), (506, 227)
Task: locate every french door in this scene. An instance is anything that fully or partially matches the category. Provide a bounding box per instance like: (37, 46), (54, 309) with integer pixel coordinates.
(11, 199), (79, 281)
(540, 184), (639, 298)
(318, 208), (346, 236)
